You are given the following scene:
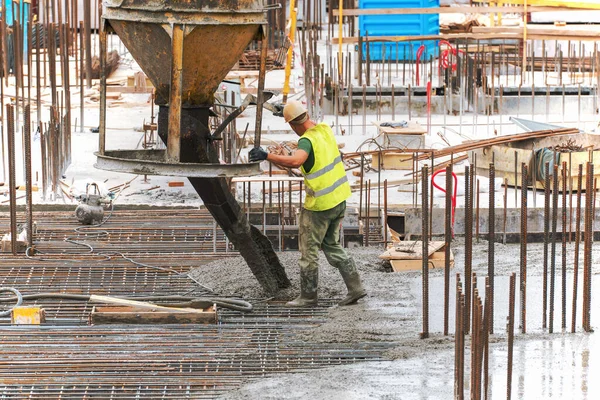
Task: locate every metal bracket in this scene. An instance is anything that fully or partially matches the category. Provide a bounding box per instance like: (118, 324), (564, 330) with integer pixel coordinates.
(95, 150), (262, 178)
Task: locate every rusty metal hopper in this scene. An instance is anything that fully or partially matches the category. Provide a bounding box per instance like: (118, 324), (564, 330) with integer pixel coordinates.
(104, 0), (266, 106)
(97, 0), (270, 171)
(96, 0), (291, 295)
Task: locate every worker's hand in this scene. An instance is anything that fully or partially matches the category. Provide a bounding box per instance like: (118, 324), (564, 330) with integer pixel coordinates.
(272, 102), (284, 117)
(249, 147), (268, 162)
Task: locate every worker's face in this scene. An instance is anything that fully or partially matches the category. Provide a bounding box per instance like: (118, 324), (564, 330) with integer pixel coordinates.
(290, 123), (305, 136)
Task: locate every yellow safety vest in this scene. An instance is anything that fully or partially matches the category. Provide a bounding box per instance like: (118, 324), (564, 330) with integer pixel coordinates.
(300, 123), (351, 211)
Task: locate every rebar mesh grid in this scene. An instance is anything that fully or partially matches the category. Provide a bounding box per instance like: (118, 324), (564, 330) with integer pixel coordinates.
(0, 210), (391, 398)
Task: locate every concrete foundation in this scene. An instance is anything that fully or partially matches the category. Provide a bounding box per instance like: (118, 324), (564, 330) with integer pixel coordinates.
(404, 207), (600, 238)
(323, 86), (599, 119)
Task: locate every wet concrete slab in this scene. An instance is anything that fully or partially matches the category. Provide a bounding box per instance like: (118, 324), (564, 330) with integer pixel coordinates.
(489, 333), (599, 399)
(221, 273), (598, 399)
(417, 275), (599, 334)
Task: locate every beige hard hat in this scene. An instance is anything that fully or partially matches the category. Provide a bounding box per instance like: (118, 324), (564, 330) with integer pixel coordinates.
(283, 101), (308, 124)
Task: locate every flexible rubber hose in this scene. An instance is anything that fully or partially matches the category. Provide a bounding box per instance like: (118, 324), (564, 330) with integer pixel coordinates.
(533, 147), (557, 183)
(0, 293), (253, 313)
(0, 287), (23, 317)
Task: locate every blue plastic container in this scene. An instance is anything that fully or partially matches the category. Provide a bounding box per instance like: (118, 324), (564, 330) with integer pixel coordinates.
(1, 0), (30, 58)
(358, 0), (439, 61)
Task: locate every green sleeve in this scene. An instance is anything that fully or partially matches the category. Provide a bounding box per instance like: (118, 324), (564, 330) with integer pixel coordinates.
(297, 137), (315, 173)
(297, 137), (312, 154)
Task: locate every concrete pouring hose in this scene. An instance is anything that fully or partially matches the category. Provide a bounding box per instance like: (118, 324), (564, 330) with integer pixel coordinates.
(0, 287), (23, 317)
(0, 292), (253, 313)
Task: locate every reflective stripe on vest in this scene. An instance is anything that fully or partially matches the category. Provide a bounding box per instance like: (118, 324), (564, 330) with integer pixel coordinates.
(300, 123), (351, 211)
(304, 155), (342, 181)
(305, 174), (349, 198)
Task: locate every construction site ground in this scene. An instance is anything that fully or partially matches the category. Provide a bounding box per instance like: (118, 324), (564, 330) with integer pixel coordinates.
(1, 18), (600, 398)
(0, 208), (598, 398)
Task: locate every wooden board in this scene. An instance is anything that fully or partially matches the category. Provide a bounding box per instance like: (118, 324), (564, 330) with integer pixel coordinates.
(473, 0), (600, 9)
(373, 121), (427, 136)
(372, 153), (415, 170)
(1, 239), (26, 253)
(90, 306), (217, 325)
(11, 307), (46, 325)
(379, 240), (446, 260)
(332, 5), (599, 16)
(472, 26), (600, 37)
(390, 250), (454, 272)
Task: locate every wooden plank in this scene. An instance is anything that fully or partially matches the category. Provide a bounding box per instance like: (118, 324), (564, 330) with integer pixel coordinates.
(473, 26), (600, 37)
(90, 306), (217, 325)
(372, 153), (415, 170)
(473, 0), (600, 9)
(332, 5), (598, 16)
(379, 240), (446, 260)
(390, 250), (454, 272)
(232, 176), (305, 183)
(373, 121), (427, 135)
(335, 29), (600, 44)
(11, 307), (46, 325)
(334, 32), (521, 44)
(418, 128), (579, 161)
(106, 86), (154, 94)
(226, 70), (259, 78)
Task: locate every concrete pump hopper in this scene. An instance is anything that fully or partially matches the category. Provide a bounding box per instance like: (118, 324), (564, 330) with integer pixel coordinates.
(95, 0), (290, 295)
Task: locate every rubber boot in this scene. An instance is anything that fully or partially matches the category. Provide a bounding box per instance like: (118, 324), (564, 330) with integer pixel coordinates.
(286, 268), (318, 307)
(338, 260), (367, 306)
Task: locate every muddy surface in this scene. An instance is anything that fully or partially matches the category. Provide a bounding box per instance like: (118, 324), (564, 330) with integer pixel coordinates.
(190, 239), (599, 399)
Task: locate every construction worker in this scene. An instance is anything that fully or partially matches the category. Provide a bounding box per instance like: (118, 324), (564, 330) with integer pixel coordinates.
(249, 101), (367, 307)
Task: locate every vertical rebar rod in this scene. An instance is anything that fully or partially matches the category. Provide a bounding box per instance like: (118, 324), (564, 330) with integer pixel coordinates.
(98, 20), (107, 155)
(520, 163), (528, 334)
(383, 179), (388, 248)
(549, 163), (559, 333)
(507, 272), (516, 400)
(455, 274), (464, 400)
(421, 165), (429, 339)
(6, 104), (17, 255)
(253, 34), (269, 148)
(503, 178), (508, 245)
(488, 163), (495, 334)
(35, 22), (41, 126)
(262, 181), (266, 234)
(359, 153), (364, 226)
(583, 162), (593, 332)
(514, 151), (518, 207)
(429, 153), (435, 239)
(561, 162), (568, 331)
(366, 180), (370, 247)
(571, 164), (583, 333)
(569, 152), (573, 242)
(444, 164), (452, 336)
(79, 21), (84, 132)
(543, 162), (550, 329)
(24, 103), (33, 249)
(465, 165), (473, 334)
(476, 179), (480, 243)
(483, 278), (491, 397)
(84, 0), (92, 88)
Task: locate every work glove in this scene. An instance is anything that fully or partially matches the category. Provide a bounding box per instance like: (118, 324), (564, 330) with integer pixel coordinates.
(272, 102), (284, 117)
(249, 147), (268, 162)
